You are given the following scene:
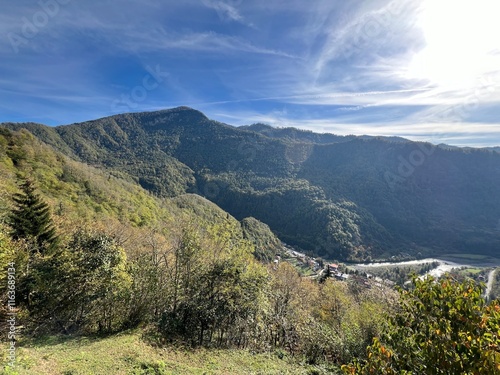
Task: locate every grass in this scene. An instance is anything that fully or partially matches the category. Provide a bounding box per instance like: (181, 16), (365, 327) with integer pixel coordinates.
(1, 330), (332, 375)
(460, 267), (483, 275)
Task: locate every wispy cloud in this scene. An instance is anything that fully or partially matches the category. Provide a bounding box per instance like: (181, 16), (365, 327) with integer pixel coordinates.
(123, 30), (298, 58)
(310, 1), (421, 81)
(201, 0), (246, 23)
(1, 0), (500, 146)
(184, 87), (431, 108)
(214, 108), (500, 147)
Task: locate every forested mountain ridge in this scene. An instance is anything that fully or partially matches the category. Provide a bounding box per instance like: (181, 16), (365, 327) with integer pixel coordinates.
(0, 127), (281, 262)
(3, 106), (500, 260)
(240, 123), (409, 144)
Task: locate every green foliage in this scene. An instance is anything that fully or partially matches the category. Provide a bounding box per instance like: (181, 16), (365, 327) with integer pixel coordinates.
(18, 230), (131, 334)
(202, 175), (370, 260)
(3, 179), (60, 318)
(258, 263), (393, 365)
(157, 224), (268, 347)
(240, 217), (282, 262)
(3, 114), (500, 373)
(0, 125), (398, 370)
(7, 179), (59, 254)
(57, 230), (131, 333)
(3, 109), (379, 260)
(343, 275), (500, 374)
(0, 127), (175, 230)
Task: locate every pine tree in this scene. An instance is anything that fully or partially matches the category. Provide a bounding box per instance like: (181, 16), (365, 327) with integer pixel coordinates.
(8, 179), (58, 253)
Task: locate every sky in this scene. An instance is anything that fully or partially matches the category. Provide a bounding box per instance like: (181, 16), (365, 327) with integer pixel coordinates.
(1, 0), (500, 147)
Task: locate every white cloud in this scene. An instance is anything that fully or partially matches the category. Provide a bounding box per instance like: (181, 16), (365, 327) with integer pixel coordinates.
(1, 0), (500, 146)
(216, 109), (500, 147)
(201, 0), (245, 23)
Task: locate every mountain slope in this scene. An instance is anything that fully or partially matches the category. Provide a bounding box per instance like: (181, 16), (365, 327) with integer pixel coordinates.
(0, 127), (280, 262)
(3, 107), (500, 260)
(297, 139), (500, 256)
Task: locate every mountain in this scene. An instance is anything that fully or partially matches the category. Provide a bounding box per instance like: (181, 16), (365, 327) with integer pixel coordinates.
(240, 123), (409, 144)
(0, 126), (280, 263)
(3, 106), (500, 261)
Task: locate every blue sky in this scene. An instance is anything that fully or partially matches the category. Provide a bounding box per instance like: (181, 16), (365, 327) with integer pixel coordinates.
(1, 0), (500, 146)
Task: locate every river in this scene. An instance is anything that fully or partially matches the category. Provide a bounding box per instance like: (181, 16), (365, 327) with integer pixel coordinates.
(352, 258), (499, 298)
(352, 258), (467, 278)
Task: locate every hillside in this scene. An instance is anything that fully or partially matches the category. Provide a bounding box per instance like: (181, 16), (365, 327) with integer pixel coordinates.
(10, 331), (323, 375)
(240, 123), (409, 144)
(0, 124), (498, 374)
(3, 106), (500, 260)
(0, 127), (279, 259)
(0, 128), (396, 372)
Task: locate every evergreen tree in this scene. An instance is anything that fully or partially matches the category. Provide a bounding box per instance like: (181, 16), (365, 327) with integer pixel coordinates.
(8, 179), (58, 253)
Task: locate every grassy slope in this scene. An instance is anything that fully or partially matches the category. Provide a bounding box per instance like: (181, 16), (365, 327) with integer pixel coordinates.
(5, 331), (323, 375)
(0, 128), (310, 374)
(0, 128), (172, 229)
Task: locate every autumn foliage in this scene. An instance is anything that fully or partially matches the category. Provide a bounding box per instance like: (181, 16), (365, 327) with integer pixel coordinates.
(343, 276), (500, 374)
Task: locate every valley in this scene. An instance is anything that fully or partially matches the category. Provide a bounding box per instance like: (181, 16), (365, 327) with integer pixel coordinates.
(3, 106), (500, 262)
(3, 0), (500, 372)
(1, 108), (499, 374)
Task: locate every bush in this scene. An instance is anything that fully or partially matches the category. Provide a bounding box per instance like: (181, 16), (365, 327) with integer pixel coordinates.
(343, 275), (500, 374)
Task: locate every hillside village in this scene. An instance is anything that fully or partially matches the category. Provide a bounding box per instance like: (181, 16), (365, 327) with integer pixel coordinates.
(278, 244), (397, 288)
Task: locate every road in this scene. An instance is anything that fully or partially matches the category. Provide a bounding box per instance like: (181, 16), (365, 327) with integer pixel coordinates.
(485, 268), (497, 300)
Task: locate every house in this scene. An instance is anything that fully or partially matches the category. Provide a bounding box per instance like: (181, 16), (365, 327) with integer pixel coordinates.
(309, 259), (320, 271)
(334, 272), (350, 281)
(328, 263), (339, 273)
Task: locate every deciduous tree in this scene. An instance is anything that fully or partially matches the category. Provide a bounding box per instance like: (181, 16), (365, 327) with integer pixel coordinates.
(343, 275), (500, 374)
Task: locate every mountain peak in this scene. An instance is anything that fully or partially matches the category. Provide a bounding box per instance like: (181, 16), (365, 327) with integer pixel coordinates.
(105, 106), (211, 131)
(159, 106), (208, 120)
(113, 106), (209, 124)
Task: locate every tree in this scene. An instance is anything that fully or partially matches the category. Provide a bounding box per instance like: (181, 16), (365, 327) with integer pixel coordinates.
(58, 230), (131, 333)
(157, 223), (268, 348)
(158, 226), (202, 342)
(21, 229), (131, 334)
(8, 179), (58, 254)
(343, 275), (500, 374)
(266, 262), (303, 351)
(6, 179), (59, 310)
